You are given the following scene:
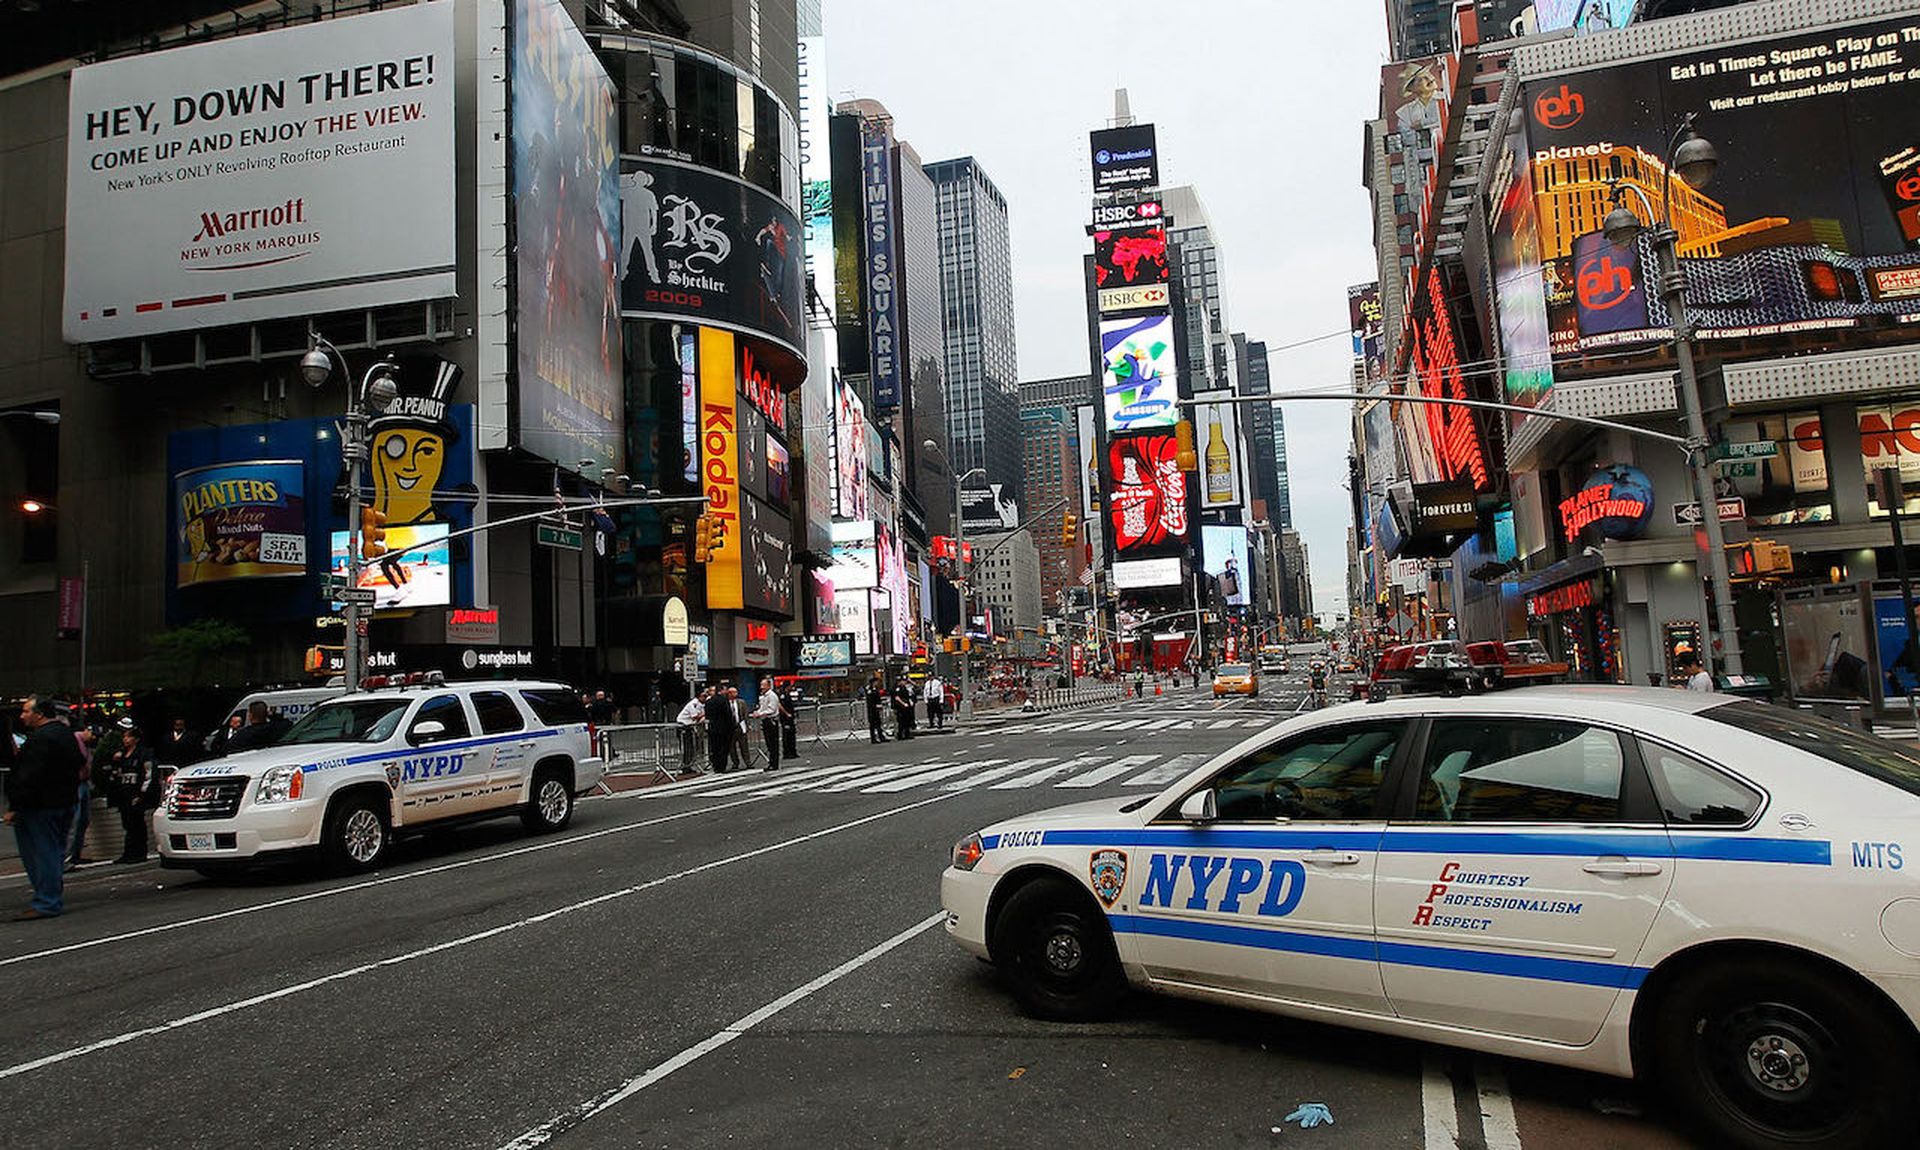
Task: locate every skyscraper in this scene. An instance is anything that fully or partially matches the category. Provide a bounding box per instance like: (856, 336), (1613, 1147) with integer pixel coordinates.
(926, 156), (1022, 529)
(1159, 186), (1234, 394)
(1384, 0), (1453, 60)
(1235, 335), (1283, 518)
(1272, 406), (1293, 531)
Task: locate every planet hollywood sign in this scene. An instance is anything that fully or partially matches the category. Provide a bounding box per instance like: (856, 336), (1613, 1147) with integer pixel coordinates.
(1558, 465), (1654, 543)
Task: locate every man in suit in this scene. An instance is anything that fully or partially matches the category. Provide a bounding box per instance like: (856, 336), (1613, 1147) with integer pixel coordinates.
(864, 674), (888, 744)
(704, 684), (739, 773)
(5, 696), (85, 920)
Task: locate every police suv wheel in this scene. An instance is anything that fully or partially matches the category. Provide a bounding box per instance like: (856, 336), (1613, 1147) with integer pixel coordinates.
(325, 795), (389, 874)
(990, 876), (1126, 1022)
(521, 768), (574, 833)
(1648, 957), (1918, 1149)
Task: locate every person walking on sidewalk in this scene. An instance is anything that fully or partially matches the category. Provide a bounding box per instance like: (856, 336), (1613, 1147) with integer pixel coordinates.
(751, 679), (781, 772)
(777, 682), (799, 760)
(65, 716), (96, 870)
(5, 697), (85, 921)
(924, 675), (946, 730)
(864, 673), (889, 744)
(726, 687), (750, 771)
(106, 720), (157, 864)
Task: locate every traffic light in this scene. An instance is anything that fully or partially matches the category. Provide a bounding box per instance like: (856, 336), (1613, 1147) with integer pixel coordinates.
(692, 516), (715, 562)
(1062, 512), (1078, 545)
(1174, 419), (1198, 471)
(359, 508), (387, 558)
(942, 636), (957, 653)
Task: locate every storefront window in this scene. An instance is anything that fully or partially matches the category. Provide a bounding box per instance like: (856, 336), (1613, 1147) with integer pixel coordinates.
(1723, 411), (1829, 526)
(1859, 400), (1920, 517)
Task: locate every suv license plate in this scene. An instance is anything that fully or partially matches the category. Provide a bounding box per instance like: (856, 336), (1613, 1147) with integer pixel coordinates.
(186, 833), (216, 852)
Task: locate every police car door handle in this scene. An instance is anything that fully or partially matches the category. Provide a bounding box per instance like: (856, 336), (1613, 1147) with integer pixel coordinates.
(1306, 849), (1361, 866)
(1582, 859), (1663, 877)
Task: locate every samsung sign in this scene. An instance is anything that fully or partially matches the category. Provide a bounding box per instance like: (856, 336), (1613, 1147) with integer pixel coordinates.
(1090, 124), (1159, 194)
(860, 118), (903, 409)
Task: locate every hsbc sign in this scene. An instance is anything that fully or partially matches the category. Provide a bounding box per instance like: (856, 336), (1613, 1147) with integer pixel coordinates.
(1098, 283), (1171, 314)
(1089, 199), (1164, 232)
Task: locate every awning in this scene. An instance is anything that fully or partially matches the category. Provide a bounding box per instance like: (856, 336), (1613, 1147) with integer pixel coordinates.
(1514, 552), (1604, 597)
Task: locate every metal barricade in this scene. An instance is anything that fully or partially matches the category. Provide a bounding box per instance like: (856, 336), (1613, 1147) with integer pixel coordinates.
(598, 723), (695, 784)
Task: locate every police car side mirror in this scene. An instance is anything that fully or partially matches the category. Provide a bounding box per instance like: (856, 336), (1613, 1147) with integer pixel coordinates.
(1179, 790), (1217, 824)
(409, 720), (448, 745)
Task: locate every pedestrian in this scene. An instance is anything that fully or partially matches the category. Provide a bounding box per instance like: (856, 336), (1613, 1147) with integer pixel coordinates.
(1684, 656), (1715, 693)
(703, 684), (738, 772)
(777, 682), (800, 759)
(224, 701), (290, 754)
(891, 679), (916, 740)
(864, 673), (889, 744)
(105, 719), (157, 864)
(161, 716), (200, 769)
(675, 689), (707, 770)
(208, 712), (245, 757)
(588, 689), (617, 727)
(726, 687), (750, 770)
(924, 674), (946, 730)
(65, 714), (96, 870)
(751, 679), (781, 772)
(5, 696), (85, 920)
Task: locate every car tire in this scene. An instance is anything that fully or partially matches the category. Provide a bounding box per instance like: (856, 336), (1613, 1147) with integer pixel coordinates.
(521, 766), (575, 834)
(990, 875), (1127, 1022)
(1645, 956), (1919, 1149)
(324, 793), (389, 875)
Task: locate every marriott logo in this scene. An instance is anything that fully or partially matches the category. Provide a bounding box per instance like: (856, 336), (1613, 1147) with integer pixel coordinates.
(192, 197), (307, 243)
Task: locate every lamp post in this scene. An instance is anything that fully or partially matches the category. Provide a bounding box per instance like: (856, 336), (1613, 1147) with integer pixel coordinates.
(927, 437), (986, 718)
(301, 336), (399, 692)
(1602, 112), (1743, 677)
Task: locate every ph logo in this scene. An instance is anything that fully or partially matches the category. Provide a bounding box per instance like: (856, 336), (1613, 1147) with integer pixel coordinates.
(1533, 83), (1585, 130)
(1897, 171), (1920, 202)
(1577, 251), (1636, 310)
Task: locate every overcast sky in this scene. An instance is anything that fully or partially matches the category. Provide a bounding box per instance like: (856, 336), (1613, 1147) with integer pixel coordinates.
(824, 0), (1391, 616)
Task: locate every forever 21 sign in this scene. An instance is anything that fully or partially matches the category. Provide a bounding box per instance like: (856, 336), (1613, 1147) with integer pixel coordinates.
(617, 159), (805, 360)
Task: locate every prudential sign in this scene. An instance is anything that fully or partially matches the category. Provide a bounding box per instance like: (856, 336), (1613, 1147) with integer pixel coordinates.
(62, 3), (456, 342)
(1089, 124), (1159, 194)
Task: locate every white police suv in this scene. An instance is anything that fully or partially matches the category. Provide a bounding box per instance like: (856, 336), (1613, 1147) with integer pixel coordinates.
(943, 686), (1920, 1148)
(157, 679), (605, 875)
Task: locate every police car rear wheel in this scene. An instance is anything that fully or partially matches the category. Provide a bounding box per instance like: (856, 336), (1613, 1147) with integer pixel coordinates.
(325, 796), (388, 874)
(1650, 958), (1916, 1148)
(992, 877), (1125, 1022)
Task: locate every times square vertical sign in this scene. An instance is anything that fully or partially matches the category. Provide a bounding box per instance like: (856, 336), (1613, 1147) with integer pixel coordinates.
(860, 118), (902, 409)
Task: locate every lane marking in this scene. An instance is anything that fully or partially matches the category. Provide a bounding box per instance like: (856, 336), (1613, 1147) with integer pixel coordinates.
(0, 794), (961, 1080)
(1124, 752), (1210, 787)
(0, 794), (775, 971)
(1055, 754), (1158, 789)
(941, 758), (1056, 791)
(496, 910), (946, 1149)
(862, 763), (974, 793)
(700, 762), (900, 796)
(1422, 1053), (1462, 1150)
(990, 757), (1100, 790)
(1475, 1058), (1522, 1150)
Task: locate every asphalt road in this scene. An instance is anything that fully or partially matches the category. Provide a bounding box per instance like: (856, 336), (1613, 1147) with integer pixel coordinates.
(0, 673), (1693, 1149)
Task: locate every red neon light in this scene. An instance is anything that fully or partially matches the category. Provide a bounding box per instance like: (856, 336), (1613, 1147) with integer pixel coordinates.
(1558, 484), (1650, 542)
(1410, 268), (1490, 492)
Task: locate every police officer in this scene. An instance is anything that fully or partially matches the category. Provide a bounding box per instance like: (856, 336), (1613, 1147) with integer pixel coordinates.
(106, 720), (157, 864)
(864, 673), (889, 744)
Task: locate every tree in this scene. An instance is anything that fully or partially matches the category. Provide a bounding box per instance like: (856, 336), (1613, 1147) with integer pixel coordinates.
(147, 619), (252, 686)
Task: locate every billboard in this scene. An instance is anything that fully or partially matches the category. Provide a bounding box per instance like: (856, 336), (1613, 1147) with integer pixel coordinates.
(511, 0), (622, 477)
(1382, 55), (1452, 212)
(1409, 264), (1493, 492)
(329, 523), (451, 610)
(878, 519), (912, 654)
(861, 118), (904, 409)
(1101, 313), (1181, 432)
(1094, 226), (1171, 314)
(797, 35), (835, 321)
(63, 3), (455, 342)
(1347, 283), (1386, 387)
(961, 483), (1020, 533)
(173, 461), (307, 587)
(1201, 525), (1249, 606)
(699, 327), (744, 610)
(1076, 404), (1101, 518)
(1487, 107), (1553, 421)
(1107, 432), (1189, 554)
(1113, 556), (1182, 590)
(1090, 124), (1159, 194)
(833, 376), (870, 520)
(741, 493), (793, 617)
(1534, 0), (1635, 33)
(1090, 198), (1165, 232)
(827, 520), (878, 590)
(801, 325), (836, 553)
(1192, 390), (1245, 509)
(619, 159), (805, 363)
(793, 633), (854, 673)
(1521, 16), (1920, 367)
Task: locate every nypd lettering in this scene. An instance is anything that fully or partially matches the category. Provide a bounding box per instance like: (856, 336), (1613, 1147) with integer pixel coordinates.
(1413, 861), (1581, 926)
(397, 751), (468, 781)
(1139, 853), (1306, 918)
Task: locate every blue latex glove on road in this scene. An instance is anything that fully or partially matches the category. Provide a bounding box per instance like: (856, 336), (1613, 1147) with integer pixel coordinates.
(1284, 1103), (1334, 1129)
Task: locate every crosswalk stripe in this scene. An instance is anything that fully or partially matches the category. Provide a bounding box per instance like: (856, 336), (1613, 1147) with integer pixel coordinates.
(1205, 718), (1242, 730)
(991, 756), (1104, 789)
(1125, 752), (1212, 787)
(817, 762), (940, 792)
(702, 761), (899, 796)
(862, 763), (976, 793)
(943, 758), (1056, 790)
(1103, 719), (1149, 732)
(1140, 719), (1181, 731)
(1055, 754), (1158, 788)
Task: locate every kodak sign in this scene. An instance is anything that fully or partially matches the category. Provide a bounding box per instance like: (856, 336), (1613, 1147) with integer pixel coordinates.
(699, 327), (744, 610)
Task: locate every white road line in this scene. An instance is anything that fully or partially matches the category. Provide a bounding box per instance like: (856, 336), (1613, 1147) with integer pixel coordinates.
(860, 763), (973, 793)
(1124, 752), (1211, 786)
(497, 910), (946, 1150)
(1204, 718), (1241, 729)
(702, 761), (898, 797)
(1421, 1053), (1461, 1150)
(0, 795), (960, 1081)
(942, 758), (1055, 790)
(633, 760), (864, 798)
(1055, 754), (1158, 788)
(1103, 719), (1149, 731)
(817, 763), (938, 792)
(1139, 719), (1180, 731)
(0, 794), (775, 972)
(1475, 1058), (1523, 1150)
(991, 756), (1104, 789)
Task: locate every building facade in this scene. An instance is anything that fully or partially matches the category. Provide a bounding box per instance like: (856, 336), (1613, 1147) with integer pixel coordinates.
(971, 528), (1042, 634)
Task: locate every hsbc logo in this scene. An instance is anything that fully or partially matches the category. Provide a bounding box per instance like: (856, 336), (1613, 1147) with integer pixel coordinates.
(1577, 250), (1636, 311)
(1091, 200), (1163, 230)
(1532, 83), (1585, 130)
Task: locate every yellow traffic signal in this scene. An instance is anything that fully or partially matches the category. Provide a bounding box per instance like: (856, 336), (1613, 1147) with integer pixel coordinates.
(942, 636), (957, 653)
(692, 516), (714, 563)
(1174, 419), (1198, 471)
(359, 508), (388, 558)
(1062, 512), (1078, 545)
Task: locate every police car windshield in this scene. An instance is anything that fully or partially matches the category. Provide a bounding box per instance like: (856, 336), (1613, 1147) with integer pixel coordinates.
(281, 699), (413, 745)
(1706, 700), (1920, 797)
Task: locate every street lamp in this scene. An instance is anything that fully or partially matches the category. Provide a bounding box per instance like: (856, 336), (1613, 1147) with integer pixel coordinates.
(302, 334), (399, 692)
(1600, 112), (1743, 677)
(1, 410), (60, 424)
(927, 436), (987, 717)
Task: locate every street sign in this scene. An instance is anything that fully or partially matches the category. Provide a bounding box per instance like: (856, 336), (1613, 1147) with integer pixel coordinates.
(1672, 497), (1746, 526)
(1711, 441), (1779, 460)
(338, 587), (377, 607)
(537, 522), (583, 551)
(1717, 460), (1760, 480)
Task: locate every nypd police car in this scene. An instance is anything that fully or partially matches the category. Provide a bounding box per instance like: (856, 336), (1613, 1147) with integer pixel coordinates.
(943, 687), (1920, 1148)
(156, 679), (605, 875)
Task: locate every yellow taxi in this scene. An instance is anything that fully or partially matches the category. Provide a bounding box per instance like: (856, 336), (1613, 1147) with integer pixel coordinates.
(1211, 662), (1258, 697)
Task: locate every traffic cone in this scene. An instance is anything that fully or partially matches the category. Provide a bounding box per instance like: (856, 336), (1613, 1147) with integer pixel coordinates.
(1154, 683), (1162, 696)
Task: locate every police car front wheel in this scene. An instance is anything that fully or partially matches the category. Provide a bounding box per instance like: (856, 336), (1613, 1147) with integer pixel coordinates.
(324, 794), (390, 874)
(1647, 956), (1919, 1149)
(990, 876), (1126, 1022)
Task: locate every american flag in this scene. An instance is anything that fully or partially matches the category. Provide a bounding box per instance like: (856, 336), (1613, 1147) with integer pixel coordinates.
(1079, 566), (1096, 587)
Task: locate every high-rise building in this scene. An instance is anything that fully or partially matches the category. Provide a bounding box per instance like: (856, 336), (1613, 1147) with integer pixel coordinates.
(1017, 405), (1086, 611)
(1019, 375), (1094, 409)
(1281, 529), (1314, 623)
(1159, 186), (1235, 395)
(971, 529), (1043, 633)
(1272, 406), (1293, 531)
(1384, 0), (1453, 60)
(1235, 335), (1286, 520)
(927, 156), (1022, 529)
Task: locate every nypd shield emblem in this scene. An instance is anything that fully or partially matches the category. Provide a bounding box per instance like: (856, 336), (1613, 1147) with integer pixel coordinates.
(385, 763), (401, 789)
(1089, 849), (1128, 908)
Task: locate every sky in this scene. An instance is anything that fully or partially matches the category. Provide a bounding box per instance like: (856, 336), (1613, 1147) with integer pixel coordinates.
(823, 0), (1392, 617)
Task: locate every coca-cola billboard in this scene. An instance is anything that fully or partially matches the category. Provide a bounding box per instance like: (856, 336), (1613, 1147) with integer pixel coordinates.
(1106, 433), (1189, 555)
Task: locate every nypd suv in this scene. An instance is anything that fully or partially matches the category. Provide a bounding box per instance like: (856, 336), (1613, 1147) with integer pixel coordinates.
(944, 687), (1920, 1148)
(157, 679), (605, 875)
